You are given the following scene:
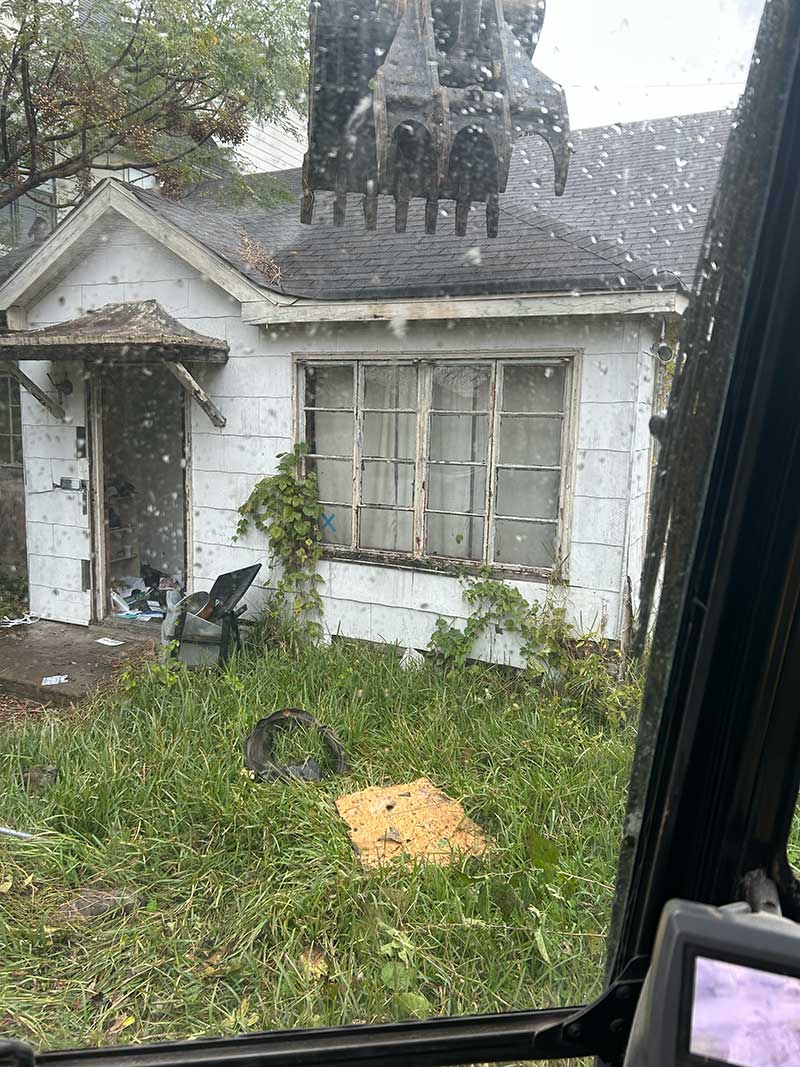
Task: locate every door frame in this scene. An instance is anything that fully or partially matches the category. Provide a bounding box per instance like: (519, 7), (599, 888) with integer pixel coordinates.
(87, 362), (191, 622)
(88, 364), (107, 623)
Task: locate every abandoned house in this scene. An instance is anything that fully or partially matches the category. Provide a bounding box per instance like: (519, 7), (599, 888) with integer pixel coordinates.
(0, 109), (731, 659)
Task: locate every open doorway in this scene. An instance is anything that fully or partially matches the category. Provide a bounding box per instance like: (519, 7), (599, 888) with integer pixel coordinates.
(94, 363), (187, 620)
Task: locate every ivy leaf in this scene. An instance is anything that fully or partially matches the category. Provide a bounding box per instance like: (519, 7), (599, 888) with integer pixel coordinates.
(523, 829), (559, 883)
(396, 991), (432, 1018)
(380, 961), (414, 991)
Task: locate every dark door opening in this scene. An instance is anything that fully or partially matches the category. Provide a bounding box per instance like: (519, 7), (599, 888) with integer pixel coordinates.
(96, 363), (187, 620)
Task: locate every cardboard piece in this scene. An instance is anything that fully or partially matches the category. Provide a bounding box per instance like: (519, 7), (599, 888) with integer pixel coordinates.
(335, 777), (488, 868)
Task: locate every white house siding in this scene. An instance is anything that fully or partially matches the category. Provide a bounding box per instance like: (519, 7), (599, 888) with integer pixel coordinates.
(236, 119), (306, 174)
(18, 361), (92, 623)
(18, 215), (655, 657)
(263, 314), (652, 655)
(626, 334), (659, 608)
(22, 220), (284, 618)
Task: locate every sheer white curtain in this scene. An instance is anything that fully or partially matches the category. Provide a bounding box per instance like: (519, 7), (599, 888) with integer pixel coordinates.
(425, 363), (490, 560)
(359, 365), (416, 552)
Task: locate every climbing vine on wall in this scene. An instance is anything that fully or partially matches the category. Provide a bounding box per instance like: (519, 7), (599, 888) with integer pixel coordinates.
(235, 443), (324, 641)
(428, 574), (640, 724)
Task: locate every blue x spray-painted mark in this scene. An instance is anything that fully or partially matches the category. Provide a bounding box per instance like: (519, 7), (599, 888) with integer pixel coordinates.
(321, 512), (336, 534)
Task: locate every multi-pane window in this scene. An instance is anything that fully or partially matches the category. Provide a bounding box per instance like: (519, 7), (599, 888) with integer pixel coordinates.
(300, 358), (570, 573)
(0, 375), (22, 466)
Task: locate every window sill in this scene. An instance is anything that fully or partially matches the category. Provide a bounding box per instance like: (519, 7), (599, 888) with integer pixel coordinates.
(319, 546), (564, 586)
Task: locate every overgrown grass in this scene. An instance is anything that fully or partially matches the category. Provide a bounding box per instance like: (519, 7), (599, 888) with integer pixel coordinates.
(0, 574), (28, 619)
(0, 637), (639, 1049)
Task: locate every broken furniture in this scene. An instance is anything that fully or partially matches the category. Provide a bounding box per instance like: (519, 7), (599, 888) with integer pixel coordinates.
(162, 564), (261, 667)
(302, 0), (571, 237)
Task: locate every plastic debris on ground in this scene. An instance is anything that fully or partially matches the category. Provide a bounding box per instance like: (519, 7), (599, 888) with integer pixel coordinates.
(243, 707), (347, 782)
(41, 674), (68, 686)
(111, 569), (183, 621)
(400, 646), (424, 670)
(335, 777), (488, 868)
(95, 637), (125, 647)
(0, 613), (40, 629)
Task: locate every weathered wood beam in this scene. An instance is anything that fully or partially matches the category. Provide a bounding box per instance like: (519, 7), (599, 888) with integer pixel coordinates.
(1, 360), (66, 422)
(242, 290), (690, 326)
(164, 360), (226, 428)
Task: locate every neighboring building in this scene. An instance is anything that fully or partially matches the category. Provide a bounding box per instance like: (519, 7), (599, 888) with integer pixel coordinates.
(0, 110), (731, 658)
(237, 118), (306, 174)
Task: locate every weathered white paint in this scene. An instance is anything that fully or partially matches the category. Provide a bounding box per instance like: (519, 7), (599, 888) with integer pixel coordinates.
(10, 205), (664, 658)
(17, 357), (92, 623)
(244, 290), (689, 326)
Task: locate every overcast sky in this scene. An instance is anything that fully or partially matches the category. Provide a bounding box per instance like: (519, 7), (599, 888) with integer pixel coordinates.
(534, 0), (765, 128)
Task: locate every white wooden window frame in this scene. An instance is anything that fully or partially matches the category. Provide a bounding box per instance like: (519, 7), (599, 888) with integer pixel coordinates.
(0, 373), (22, 467)
(296, 350), (578, 579)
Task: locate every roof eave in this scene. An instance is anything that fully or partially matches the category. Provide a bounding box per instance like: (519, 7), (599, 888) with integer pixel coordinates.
(242, 288), (690, 327)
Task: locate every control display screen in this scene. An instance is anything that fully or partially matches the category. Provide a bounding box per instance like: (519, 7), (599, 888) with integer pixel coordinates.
(690, 956), (800, 1065)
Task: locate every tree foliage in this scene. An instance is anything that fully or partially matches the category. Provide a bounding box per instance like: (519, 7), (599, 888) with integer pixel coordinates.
(0, 0), (307, 211)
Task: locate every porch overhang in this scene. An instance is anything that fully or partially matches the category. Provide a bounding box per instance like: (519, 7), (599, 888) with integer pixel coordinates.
(0, 299), (229, 364)
(0, 300), (229, 427)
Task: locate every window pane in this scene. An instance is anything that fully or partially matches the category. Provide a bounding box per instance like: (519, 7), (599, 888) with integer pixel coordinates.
(359, 507), (413, 552)
(495, 469), (561, 520)
(430, 414), (489, 462)
(364, 365), (416, 409)
(498, 415), (562, 466)
(0, 398), (9, 435)
(427, 464), (486, 514)
(319, 505), (351, 546)
(307, 457), (352, 502)
(362, 460), (414, 507)
(305, 365), (353, 409)
(432, 364), (490, 411)
(11, 404), (20, 436)
(306, 410), (353, 456)
(494, 519), (556, 569)
(363, 412), (416, 458)
(11, 434), (22, 466)
(502, 364), (566, 413)
(426, 514), (484, 560)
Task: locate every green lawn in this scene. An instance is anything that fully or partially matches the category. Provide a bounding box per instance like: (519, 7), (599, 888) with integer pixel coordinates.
(0, 637), (638, 1049)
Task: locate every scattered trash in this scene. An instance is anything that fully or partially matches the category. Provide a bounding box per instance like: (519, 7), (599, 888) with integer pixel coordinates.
(0, 613), (40, 629)
(400, 646), (424, 670)
(51, 887), (139, 923)
(110, 591), (130, 614)
(0, 826), (38, 841)
(20, 765), (59, 794)
(335, 777), (488, 868)
(163, 565), (261, 667)
(41, 674), (68, 686)
(244, 708), (347, 782)
(95, 637), (125, 647)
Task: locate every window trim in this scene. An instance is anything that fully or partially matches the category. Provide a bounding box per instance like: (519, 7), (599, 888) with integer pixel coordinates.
(295, 350), (579, 580)
(0, 372), (22, 468)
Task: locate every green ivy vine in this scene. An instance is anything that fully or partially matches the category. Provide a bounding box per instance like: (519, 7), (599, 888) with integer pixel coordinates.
(235, 443), (324, 642)
(428, 574), (641, 724)
(428, 574), (569, 676)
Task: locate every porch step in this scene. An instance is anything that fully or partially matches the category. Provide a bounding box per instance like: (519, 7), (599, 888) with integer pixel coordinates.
(0, 620), (157, 708)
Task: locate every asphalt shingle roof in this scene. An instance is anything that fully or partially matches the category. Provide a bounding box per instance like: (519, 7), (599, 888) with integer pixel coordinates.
(0, 109), (734, 301)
